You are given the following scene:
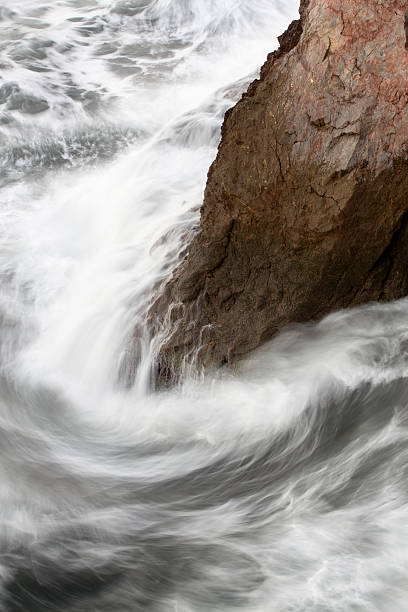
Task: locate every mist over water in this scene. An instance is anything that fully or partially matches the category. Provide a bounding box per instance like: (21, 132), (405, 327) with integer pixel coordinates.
(1, 1), (408, 611)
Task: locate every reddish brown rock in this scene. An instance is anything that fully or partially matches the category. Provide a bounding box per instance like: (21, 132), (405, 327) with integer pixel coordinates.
(152, 0), (408, 379)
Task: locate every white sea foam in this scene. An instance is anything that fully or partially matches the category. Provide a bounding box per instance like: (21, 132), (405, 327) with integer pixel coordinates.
(1, 1), (408, 611)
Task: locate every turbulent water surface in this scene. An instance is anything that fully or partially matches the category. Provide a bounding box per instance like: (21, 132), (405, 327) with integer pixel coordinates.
(1, 1), (408, 611)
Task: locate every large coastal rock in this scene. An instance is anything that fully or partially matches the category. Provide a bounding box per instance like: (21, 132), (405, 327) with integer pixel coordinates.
(152, 0), (408, 378)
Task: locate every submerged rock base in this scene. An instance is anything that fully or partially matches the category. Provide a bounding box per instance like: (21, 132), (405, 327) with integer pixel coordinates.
(151, 0), (408, 379)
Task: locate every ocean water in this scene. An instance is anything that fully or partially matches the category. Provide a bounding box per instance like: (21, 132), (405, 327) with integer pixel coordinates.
(1, 1), (408, 611)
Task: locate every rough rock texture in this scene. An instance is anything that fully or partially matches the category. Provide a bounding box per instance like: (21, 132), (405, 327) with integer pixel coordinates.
(152, 0), (408, 377)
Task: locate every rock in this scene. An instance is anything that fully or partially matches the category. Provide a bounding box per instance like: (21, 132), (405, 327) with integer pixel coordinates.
(151, 0), (408, 380)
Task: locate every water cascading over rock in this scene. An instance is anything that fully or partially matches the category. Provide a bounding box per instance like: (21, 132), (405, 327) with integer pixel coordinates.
(151, 0), (408, 378)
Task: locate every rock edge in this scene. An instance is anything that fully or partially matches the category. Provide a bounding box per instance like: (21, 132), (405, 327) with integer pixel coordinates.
(151, 0), (408, 381)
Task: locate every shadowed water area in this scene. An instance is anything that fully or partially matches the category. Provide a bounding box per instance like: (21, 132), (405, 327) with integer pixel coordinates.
(1, 1), (408, 611)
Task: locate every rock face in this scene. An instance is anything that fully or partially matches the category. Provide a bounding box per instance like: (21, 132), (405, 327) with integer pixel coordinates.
(152, 0), (408, 378)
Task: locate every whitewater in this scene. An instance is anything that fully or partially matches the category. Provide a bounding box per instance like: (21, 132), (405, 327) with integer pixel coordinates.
(1, 1), (408, 610)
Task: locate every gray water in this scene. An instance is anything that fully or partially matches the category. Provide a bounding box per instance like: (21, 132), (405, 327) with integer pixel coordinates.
(1, 1), (408, 611)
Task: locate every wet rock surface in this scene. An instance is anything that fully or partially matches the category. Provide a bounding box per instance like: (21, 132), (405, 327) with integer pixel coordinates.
(153, 0), (408, 378)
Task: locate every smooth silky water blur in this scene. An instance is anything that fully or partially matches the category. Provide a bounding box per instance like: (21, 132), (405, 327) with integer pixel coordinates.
(1, 1), (408, 611)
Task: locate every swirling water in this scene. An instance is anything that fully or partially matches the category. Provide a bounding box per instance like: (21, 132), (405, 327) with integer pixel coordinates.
(1, 1), (408, 611)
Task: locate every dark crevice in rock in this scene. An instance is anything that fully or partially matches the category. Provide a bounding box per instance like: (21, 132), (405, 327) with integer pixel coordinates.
(206, 219), (236, 276)
(365, 210), (408, 287)
(323, 37), (332, 62)
(405, 10), (408, 50)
